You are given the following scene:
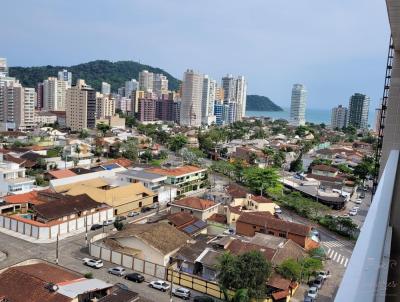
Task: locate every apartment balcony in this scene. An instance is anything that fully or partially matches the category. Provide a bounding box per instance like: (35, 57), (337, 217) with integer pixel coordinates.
(335, 150), (399, 302)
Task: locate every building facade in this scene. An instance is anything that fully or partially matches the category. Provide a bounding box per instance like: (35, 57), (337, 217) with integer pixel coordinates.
(139, 70), (154, 92)
(43, 77), (67, 111)
(331, 105), (348, 129)
(101, 82), (111, 95)
(290, 84), (307, 126)
(348, 93), (370, 129)
(57, 69), (72, 87)
(180, 69), (203, 127)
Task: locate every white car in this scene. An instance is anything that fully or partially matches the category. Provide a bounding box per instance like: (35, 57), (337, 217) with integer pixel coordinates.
(103, 219), (115, 226)
(307, 286), (318, 299)
(108, 266), (126, 276)
(127, 211), (140, 217)
(318, 271), (331, 280)
(349, 209), (358, 216)
(172, 287), (191, 299)
(355, 198), (363, 204)
(83, 258), (103, 269)
(149, 280), (170, 292)
(352, 206), (360, 211)
(274, 206), (282, 214)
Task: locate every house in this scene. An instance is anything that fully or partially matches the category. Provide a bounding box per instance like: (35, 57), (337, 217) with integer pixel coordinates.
(97, 288), (139, 302)
(63, 139), (94, 167)
(167, 212), (208, 236)
(145, 165), (207, 195)
(311, 164), (339, 177)
(0, 191), (46, 214)
(0, 153), (35, 196)
(0, 260), (113, 302)
(103, 222), (190, 266)
(235, 211), (318, 250)
(45, 169), (77, 180)
(0, 192), (113, 240)
(65, 181), (156, 215)
(117, 168), (177, 204)
(267, 273), (298, 302)
(170, 197), (219, 220)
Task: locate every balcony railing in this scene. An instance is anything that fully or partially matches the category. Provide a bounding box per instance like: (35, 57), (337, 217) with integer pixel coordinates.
(335, 150), (399, 302)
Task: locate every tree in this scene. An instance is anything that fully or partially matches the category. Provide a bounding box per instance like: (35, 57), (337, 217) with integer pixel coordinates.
(96, 122), (110, 136)
(243, 167), (282, 195)
(276, 259), (302, 281)
(140, 150), (153, 162)
(217, 251), (272, 300)
(289, 157), (303, 172)
(78, 130), (89, 139)
(114, 221), (124, 231)
(121, 139), (138, 161)
(168, 134), (188, 152)
(300, 257), (323, 281)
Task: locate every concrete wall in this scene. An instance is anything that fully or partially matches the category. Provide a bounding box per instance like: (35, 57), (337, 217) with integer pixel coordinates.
(0, 209), (113, 240)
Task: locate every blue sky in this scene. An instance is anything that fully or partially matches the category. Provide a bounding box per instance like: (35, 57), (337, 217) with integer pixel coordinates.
(1, 0), (389, 109)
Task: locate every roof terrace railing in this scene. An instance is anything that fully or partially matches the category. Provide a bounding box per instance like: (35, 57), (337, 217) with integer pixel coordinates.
(335, 150), (399, 302)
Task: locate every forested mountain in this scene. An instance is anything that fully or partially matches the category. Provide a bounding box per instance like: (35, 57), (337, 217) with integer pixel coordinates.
(246, 95), (283, 111)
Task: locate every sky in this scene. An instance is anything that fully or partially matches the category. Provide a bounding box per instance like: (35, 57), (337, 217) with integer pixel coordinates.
(1, 0), (390, 110)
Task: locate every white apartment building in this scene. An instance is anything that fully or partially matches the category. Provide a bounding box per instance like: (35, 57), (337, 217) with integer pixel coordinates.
(15, 88), (36, 131)
(331, 105), (348, 129)
(125, 79), (139, 98)
(290, 84), (307, 126)
(0, 58), (8, 77)
(221, 74), (247, 123)
(180, 69), (203, 127)
(153, 74), (168, 97)
(139, 70), (154, 92)
(101, 82), (111, 95)
(43, 77), (67, 111)
(57, 69), (72, 87)
(0, 154), (34, 196)
(201, 75), (217, 125)
(96, 93), (115, 119)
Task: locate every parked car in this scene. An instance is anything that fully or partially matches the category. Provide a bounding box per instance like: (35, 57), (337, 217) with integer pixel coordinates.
(311, 228), (319, 237)
(103, 219), (114, 226)
(307, 286), (318, 299)
(82, 258), (103, 269)
(127, 211), (140, 217)
(141, 207), (152, 213)
(108, 266), (126, 276)
(349, 209), (358, 216)
(115, 216), (127, 222)
(125, 272), (145, 283)
(193, 296), (214, 302)
(149, 280), (170, 292)
(341, 214), (350, 218)
(313, 276), (324, 289)
(223, 229), (235, 235)
(274, 206), (282, 214)
(149, 203), (159, 209)
(318, 271), (331, 280)
(355, 198), (363, 204)
(304, 296), (315, 302)
(352, 206), (360, 211)
(172, 287), (191, 300)
(90, 224), (102, 231)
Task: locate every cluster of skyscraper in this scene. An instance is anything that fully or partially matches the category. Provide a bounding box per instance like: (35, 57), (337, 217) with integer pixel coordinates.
(0, 58), (247, 132)
(330, 93), (370, 130)
(180, 70), (247, 127)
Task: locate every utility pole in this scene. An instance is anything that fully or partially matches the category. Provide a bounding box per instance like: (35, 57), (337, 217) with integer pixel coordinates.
(85, 216), (88, 246)
(55, 233), (59, 265)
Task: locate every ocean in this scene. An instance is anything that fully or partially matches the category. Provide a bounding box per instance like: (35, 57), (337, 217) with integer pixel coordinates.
(246, 107), (377, 126)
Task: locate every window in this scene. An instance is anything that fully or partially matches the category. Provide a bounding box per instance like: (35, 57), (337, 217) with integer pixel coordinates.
(279, 233), (286, 238)
(268, 231), (274, 235)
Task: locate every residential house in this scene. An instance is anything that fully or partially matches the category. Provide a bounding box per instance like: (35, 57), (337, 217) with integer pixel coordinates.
(117, 168), (177, 204)
(235, 211), (318, 250)
(0, 153), (35, 196)
(167, 212), (208, 236)
(0, 260), (113, 302)
(65, 181), (156, 215)
(170, 197), (219, 220)
(103, 222), (190, 266)
(145, 165), (207, 195)
(311, 164), (339, 177)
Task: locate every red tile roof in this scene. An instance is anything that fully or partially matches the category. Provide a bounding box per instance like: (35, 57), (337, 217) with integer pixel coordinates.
(237, 212), (311, 237)
(207, 213), (227, 224)
(227, 239), (275, 261)
(267, 273), (292, 290)
(167, 212), (197, 227)
(226, 184), (249, 198)
(103, 157), (132, 168)
(251, 195), (274, 204)
(172, 197), (217, 211)
(312, 164), (338, 173)
(3, 191), (44, 205)
(48, 169), (77, 179)
(146, 165), (205, 177)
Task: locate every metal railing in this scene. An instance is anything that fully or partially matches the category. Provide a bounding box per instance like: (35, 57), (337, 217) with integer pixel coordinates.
(335, 150), (399, 302)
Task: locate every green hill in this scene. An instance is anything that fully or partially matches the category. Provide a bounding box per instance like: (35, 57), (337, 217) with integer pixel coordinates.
(246, 94), (283, 111)
(8, 60), (181, 92)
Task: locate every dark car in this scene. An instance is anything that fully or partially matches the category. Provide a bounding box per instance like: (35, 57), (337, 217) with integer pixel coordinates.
(115, 216), (127, 222)
(124, 272), (145, 283)
(193, 296), (214, 302)
(141, 207), (152, 213)
(114, 283), (129, 290)
(90, 224), (102, 231)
